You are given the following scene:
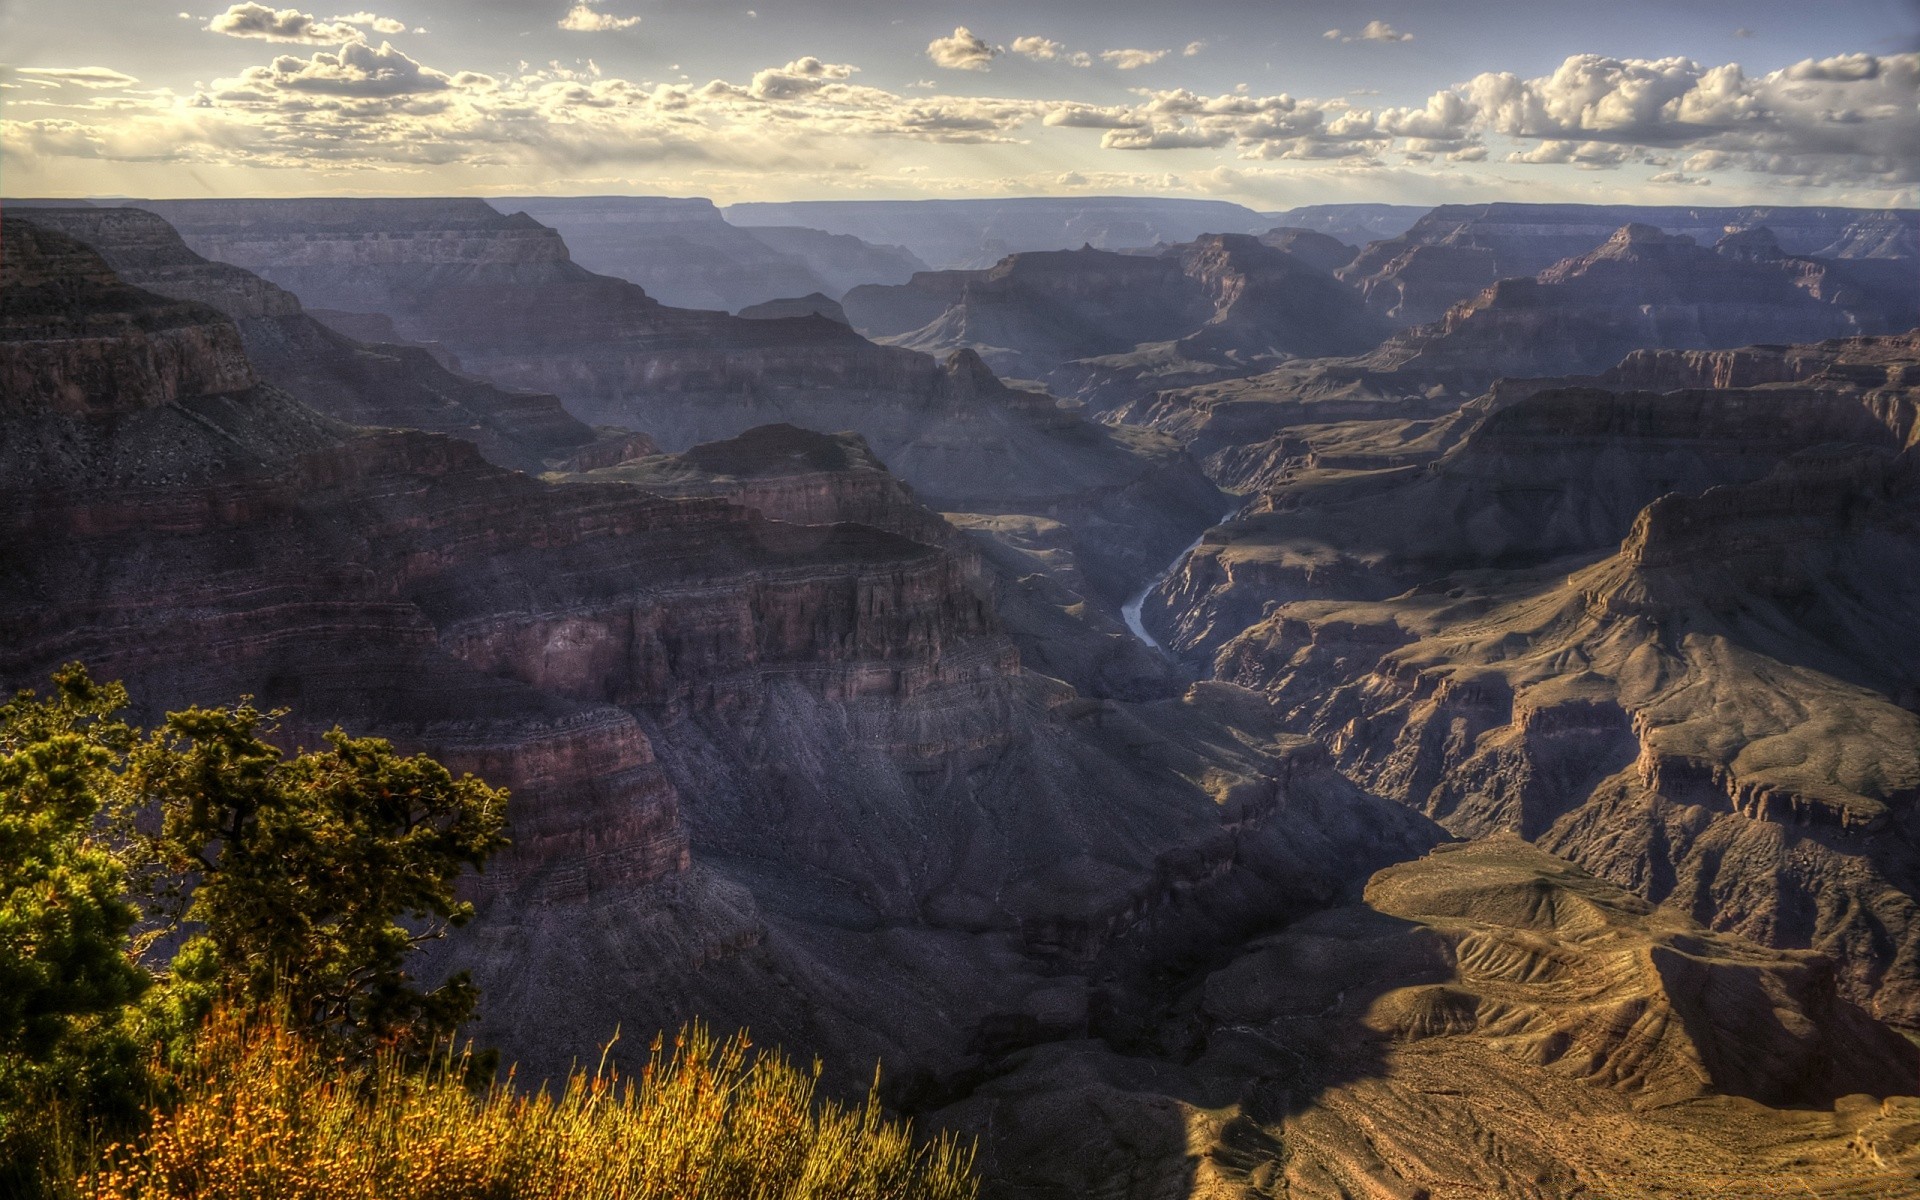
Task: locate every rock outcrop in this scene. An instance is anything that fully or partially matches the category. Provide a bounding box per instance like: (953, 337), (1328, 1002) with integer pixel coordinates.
(16, 206), (629, 474)
(737, 292), (851, 324)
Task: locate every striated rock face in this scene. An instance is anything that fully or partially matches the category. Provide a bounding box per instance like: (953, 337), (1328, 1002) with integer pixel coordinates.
(1157, 334), (1920, 1031)
(945, 837), (1920, 1199)
(1341, 202), (1919, 325)
(571, 423), (958, 554)
(1, 220), (255, 414)
(16, 207), (625, 474)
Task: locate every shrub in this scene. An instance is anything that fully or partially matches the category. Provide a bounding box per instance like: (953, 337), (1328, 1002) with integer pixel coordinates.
(83, 1006), (978, 1200)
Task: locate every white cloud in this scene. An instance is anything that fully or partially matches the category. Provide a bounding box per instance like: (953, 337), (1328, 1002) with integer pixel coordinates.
(1100, 48), (1169, 70)
(207, 3), (361, 43)
(13, 66), (140, 89)
(220, 39), (451, 97)
(1183, 41), (1207, 57)
(748, 56), (856, 101)
(1324, 21), (1412, 44)
(1467, 52), (1920, 183)
(1358, 21), (1412, 42)
(1011, 36), (1067, 62)
(333, 11), (407, 35)
(558, 3), (640, 32)
(928, 27), (997, 71)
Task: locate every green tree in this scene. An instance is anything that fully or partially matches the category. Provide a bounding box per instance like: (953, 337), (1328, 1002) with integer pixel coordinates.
(0, 666), (149, 1185)
(128, 702), (510, 1059)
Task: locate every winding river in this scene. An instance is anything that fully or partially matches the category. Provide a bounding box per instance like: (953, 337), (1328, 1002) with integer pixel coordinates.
(1121, 506), (1240, 653)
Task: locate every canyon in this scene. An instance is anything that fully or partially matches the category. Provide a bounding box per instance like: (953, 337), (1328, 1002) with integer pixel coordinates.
(4, 193), (1919, 1198)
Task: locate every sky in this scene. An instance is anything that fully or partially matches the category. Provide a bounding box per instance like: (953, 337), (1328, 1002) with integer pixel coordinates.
(2, 0), (1917, 209)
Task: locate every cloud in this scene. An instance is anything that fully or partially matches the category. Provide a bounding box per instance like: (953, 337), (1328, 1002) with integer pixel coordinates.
(928, 27), (997, 71)
(1466, 52), (1920, 182)
(1011, 35), (1092, 66)
(749, 57), (856, 101)
(558, 3), (640, 32)
(12, 66), (140, 89)
(1100, 48), (1169, 70)
(223, 39), (451, 97)
(1324, 21), (1413, 44)
(207, 4), (362, 43)
(8, 39), (1914, 202)
(1183, 41), (1207, 57)
(333, 11), (407, 35)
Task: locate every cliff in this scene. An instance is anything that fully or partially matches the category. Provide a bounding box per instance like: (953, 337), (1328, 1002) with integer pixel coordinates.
(17, 207), (626, 474)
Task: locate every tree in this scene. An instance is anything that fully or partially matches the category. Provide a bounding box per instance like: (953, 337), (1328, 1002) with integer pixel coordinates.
(0, 667), (149, 1181)
(128, 702), (510, 1058)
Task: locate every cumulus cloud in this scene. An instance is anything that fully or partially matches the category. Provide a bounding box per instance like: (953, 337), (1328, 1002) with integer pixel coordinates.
(333, 11), (407, 35)
(1100, 48), (1169, 70)
(1324, 21), (1413, 43)
(221, 40), (451, 97)
(207, 4), (361, 43)
(1010, 36), (1094, 66)
(928, 27), (997, 71)
(1183, 41), (1207, 57)
(1011, 36), (1065, 61)
(558, 3), (640, 32)
(748, 56), (856, 100)
(13, 66), (140, 89)
(1466, 51), (1920, 182)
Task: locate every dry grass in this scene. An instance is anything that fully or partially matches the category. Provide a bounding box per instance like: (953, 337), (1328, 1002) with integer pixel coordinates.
(82, 1009), (976, 1200)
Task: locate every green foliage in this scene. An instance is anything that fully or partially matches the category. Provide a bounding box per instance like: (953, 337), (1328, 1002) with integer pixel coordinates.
(0, 667), (149, 1190)
(126, 704), (510, 1059)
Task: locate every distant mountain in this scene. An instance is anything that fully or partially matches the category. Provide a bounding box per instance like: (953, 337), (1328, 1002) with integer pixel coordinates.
(723, 196), (1272, 268)
(1342, 202), (1919, 324)
(1261, 202), (1430, 246)
(489, 195), (926, 312)
(846, 235), (1387, 402)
